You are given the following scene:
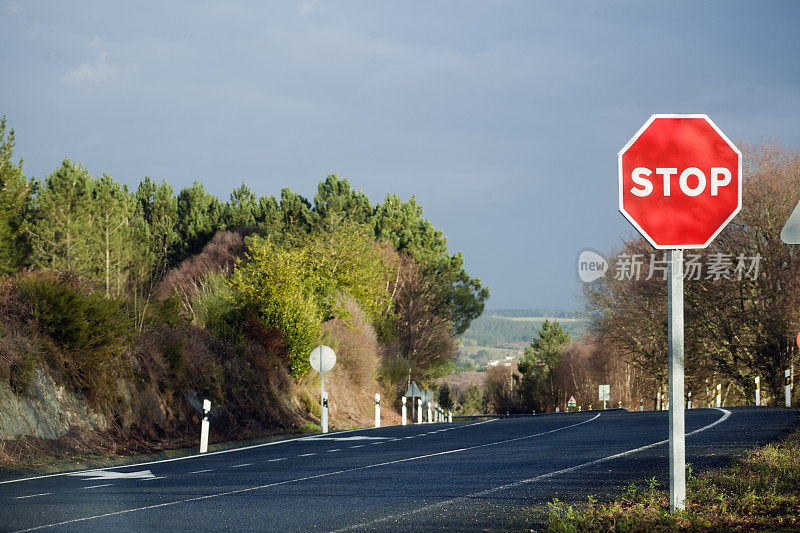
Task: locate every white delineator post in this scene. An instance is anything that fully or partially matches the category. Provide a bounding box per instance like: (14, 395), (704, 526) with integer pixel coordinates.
(401, 396), (407, 426)
(639, 399), (643, 412)
(417, 398), (422, 424)
(687, 391), (692, 410)
(755, 377), (760, 406)
(787, 369), (792, 408)
(200, 399), (211, 453)
(427, 402), (432, 423)
(716, 384), (722, 408)
(321, 392), (329, 433)
(375, 393), (381, 428)
(668, 249), (686, 513)
(448, 411), (452, 423)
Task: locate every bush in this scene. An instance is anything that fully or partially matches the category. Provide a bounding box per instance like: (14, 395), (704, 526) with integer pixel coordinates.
(227, 236), (321, 377)
(16, 272), (130, 404)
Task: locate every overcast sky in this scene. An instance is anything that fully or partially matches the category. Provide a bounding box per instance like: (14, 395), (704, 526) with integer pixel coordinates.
(1, 1), (798, 310)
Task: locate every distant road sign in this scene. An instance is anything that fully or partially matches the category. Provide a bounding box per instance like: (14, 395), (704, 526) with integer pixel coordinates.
(598, 385), (610, 402)
(619, 114), (742, 248)
(781, 199), (800, 244)
(310, 345), (336, 373)
(403, 381), (422, 398)
(567, 396), (577, 407)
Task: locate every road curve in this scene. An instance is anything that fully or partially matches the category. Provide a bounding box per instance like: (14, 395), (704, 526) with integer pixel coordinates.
(0, 407), (796, 532)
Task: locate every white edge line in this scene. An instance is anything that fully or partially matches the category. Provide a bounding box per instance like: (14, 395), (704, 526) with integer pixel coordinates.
(333, 408), (732, 532)
(0, 419), (494, 486)
(10, 415), (599, 532)
(13, 493), (50, 500)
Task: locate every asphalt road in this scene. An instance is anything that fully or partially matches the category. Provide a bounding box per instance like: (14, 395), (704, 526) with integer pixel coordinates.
(1, 407), (797, 532)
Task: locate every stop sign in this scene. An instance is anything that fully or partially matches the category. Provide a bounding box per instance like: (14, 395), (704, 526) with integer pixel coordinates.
(618, 114), (742, 248)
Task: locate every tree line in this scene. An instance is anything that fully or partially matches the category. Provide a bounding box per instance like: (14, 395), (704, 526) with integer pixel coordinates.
(0, 116), (489, 423)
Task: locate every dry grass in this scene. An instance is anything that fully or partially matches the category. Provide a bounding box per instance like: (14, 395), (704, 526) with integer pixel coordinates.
(295, 295), (400, 429)
(545, 424), (800, 532)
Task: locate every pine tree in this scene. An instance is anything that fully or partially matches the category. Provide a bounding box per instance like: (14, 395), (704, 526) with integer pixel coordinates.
(91, 174), (134, 296)
(28, 158), (94, 276)
(0, 117), (31, 274)
(312, 174), (374, 230)
(173, 181), (225, 266)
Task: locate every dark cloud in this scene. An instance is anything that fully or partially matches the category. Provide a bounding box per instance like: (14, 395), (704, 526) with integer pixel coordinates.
(1, 1), (798, 308)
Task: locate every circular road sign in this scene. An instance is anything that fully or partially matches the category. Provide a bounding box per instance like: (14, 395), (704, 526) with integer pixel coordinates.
(310, 345), (336, 373)
(618, 114), (742, 249)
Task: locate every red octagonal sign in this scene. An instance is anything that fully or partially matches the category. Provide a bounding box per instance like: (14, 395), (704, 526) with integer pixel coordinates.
(619, 114), (742, 249)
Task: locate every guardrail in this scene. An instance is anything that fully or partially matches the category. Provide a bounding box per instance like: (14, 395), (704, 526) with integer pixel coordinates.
(452, 408), (628, 422)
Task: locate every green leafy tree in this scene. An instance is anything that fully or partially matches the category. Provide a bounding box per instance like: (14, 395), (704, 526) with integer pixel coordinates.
(517, 319), (571, 412)
(459, 384), (485, 415)
(374, 194), (488, 335)
(0, 117), (30, 274)
(227, 236), (322, 376)
(296, 223), (394, 329)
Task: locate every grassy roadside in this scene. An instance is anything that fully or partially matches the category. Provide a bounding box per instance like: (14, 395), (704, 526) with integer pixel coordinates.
(545, 422), (800, 532)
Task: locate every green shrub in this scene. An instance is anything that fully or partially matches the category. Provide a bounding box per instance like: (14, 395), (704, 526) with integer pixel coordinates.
(17, 272), (131, 404)
(227, 236), (321, 377)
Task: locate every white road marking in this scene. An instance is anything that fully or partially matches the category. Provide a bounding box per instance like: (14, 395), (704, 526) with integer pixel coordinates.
(327, 449), (341, 453)
(230, 463), (252, 468)
(81, 484), (113, 490)
(0, 421), (452, 486)
(188, 469), (212, 474)
(334, 409), (733, 532)
(266, 458), (286, 462)
(9, 416), (593, 532)
(298, 453), (316, 457)
(299, 436), (390, 442)
(349, 445), (365, 449)
(66, 469), (155, 481)
(13, 493), (50, 500)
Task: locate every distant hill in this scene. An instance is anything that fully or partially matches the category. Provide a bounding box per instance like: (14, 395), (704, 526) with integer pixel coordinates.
(457, 309), (589, 369)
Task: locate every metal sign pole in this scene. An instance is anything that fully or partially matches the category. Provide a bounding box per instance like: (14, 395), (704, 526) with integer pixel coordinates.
(321, 367), (327, 434)
(668, 249), (686, 512)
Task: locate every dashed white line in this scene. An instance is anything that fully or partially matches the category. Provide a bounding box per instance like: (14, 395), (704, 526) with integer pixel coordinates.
(298, 453), (316, 457)
(13, 493), (50, 500)
(327, 449), (341, 453)
(82, 484), (113, 490)
(267, 458), (286, 462)
(350, 445), (364, 449)
(230, 463), (253, 468)
(188, 469), (212, 474)
(10, 416), (589, 532)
